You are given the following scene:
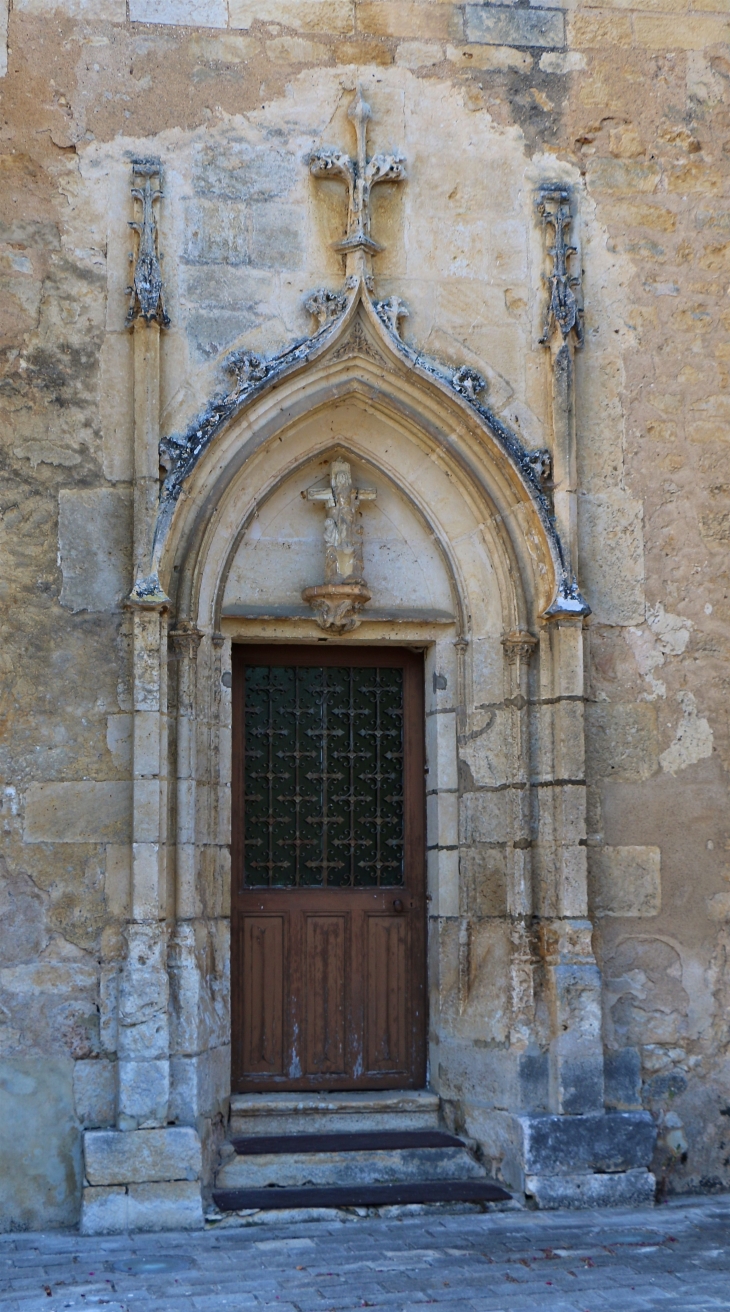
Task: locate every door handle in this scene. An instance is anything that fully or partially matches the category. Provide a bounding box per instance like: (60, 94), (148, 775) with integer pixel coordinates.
(393, 898), (405, 913)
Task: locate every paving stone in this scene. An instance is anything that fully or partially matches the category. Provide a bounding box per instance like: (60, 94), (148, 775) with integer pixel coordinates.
(1, 1195), (730, 1311)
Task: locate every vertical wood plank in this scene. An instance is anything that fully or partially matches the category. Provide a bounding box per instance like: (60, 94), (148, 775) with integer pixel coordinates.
(241, 915), (285, 1075)
(305, 914), (347, 1075)
(366, 914), (409, 1073)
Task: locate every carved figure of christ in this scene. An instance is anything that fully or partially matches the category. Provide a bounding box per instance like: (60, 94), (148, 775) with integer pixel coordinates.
(307, 459), (376, 584)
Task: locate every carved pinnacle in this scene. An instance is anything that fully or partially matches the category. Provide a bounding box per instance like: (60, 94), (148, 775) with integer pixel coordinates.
(126, 158), (170, 328)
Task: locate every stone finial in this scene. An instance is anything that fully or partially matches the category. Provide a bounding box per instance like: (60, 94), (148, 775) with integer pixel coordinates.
(126, 158), (170, 328)
(310, 87), (406, 283)
(537, 186), (583, 346)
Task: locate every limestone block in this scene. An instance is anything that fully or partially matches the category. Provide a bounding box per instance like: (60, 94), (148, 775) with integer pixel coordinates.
(425, 710), (458, 792)
(459, 790), (510, 845)
(518, 1112), (657, 1176)
(0, 1058), (81, 1232)
(58, 489), (132, 614)
(578, 493), (645, 626)
(460, 844), (507, 917)
(130, 0), (227, 25)
(169, 1046), (231, 1123)
(74, 1059), (116, 1129)
(604, 1048), (642, 1112)
(0, 0), (7, 78)
(525, 1168), (656, 1210)
(426, 790), (458, 849)
(127, 1181), (203, 1230)
(230, 0), (354, 34)
(181, 199), (250, 266)
(24, 782), (132, 844)
(250, 204), (305, 270)
(132, 779), (162, 842)
(79, 1186), (128, 1236)
(589, 845), (661, 917)
(118, 926), (169, 1060)
(117, 1059), (169, 1129)
(16, 0), (124, 15)
(84, 1126), (202, 1185)
(464, 5), (564, 49)
(586, 702), (659, 784)
(395, 42), (444, 69)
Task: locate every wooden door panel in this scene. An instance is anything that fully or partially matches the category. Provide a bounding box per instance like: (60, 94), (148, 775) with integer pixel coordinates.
(305, 914), (347, 1076)
(240, 915), (285, 1075)
(366, 915), (409, 1074)
(231, 646), (426, 1092)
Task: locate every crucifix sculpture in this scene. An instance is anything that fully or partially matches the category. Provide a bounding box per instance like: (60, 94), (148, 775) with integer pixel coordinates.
(310, 88), (406, 286)
(302, 458), (377, 632)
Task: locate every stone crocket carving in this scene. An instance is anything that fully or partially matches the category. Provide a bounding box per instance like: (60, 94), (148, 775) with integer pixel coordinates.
(538, 186), (583, 346)
(310, 87), (406, 284)
(302, 458), (376, 632)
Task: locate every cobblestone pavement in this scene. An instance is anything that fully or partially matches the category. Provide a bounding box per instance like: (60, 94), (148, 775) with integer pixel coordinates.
(1, 1196), (729, 1312)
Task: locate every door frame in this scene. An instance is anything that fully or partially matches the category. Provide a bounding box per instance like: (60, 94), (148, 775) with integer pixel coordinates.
(230, 643), (428, 1092)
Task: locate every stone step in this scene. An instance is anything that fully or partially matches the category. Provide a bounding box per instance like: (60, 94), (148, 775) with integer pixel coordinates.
(212, 1178), (511, 1213)
(229, 1090), (441, 1137)
(217, 1146), (487, 1190)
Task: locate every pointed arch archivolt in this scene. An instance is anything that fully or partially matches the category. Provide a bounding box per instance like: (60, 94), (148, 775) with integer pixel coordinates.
(161, 350), (557, 638)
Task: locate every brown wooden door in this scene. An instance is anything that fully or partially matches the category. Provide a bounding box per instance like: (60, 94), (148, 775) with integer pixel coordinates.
(231, 645), (426, 1092)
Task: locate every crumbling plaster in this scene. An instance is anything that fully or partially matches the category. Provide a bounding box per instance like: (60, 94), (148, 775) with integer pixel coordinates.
(1, 0), (730, 1228)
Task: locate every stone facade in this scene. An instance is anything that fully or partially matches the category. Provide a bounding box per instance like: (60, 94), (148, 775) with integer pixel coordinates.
(1, 0), (729, 1232)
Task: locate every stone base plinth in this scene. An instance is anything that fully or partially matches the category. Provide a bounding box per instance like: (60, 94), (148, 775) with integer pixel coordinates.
(525, 1168), (656, 1210)
(81, 1181), (203, 1234)
(466, 1109), (658, 1207)
(80, 1127), (203, 1233)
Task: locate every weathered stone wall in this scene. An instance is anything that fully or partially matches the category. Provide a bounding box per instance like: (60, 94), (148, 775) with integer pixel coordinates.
(1, 0), (730, 1227)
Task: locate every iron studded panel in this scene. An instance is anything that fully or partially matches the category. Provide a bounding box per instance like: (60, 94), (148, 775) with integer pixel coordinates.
(243, 665), (405, 888)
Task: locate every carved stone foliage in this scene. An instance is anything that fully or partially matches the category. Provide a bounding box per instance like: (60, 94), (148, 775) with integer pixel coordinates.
(375, 296), (408, 338)
(452, 365), (486, 402)
(302, 458), (376, 632)
(304, 287), (348, 327)
(537, 186), (583, 346)
(126, 158), (170, 328)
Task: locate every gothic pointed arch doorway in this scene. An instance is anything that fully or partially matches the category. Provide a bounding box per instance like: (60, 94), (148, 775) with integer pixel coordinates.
(231, 642), (427, 1092)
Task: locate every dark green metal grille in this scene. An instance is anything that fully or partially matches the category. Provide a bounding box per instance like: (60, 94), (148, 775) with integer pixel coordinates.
(243, 665), (404, 888)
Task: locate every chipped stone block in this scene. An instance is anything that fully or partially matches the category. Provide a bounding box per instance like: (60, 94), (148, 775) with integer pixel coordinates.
(127, 1180), (203, 1231)
(589, 845), (661, 918)
(79, 1185), (128, 1235)
(74, 1059), (116, 1129)
(130, 0), (227, 25)
(83, 1126), (202, 1186)
(117, 1060), (169, 1130)
(518, 1112), (657, 1176)
(464, 5), (564, 49)
(24, 782), (132, 844)
(459, 790), (510, 845)
(525, 1168), (656, 1210)
(58, 488), (132, 614)
(604, 1048), (643, 1112)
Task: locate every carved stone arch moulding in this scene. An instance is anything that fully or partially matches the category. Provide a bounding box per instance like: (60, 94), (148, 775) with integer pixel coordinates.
(156, 284), (588, 629)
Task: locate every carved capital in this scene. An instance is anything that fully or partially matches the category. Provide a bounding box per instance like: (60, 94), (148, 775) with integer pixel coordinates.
(169, 621), (203, 660)
(502, 630), (538, 665)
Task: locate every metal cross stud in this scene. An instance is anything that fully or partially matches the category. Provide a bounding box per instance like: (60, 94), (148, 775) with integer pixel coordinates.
(310, 87), (406, 285)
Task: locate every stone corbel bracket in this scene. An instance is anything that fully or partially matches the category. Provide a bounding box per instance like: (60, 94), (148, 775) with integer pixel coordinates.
(153, 279), (589, 621)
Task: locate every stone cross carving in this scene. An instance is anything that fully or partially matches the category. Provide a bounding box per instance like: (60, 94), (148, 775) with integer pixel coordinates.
(302, 458), (376, 632)
(310, 88), (406, 284)
(538, 187), (583, 346)
(126, 158), (170, 327)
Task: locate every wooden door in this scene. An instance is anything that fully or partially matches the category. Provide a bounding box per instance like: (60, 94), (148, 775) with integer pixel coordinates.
(231, 645), (426, 1092)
